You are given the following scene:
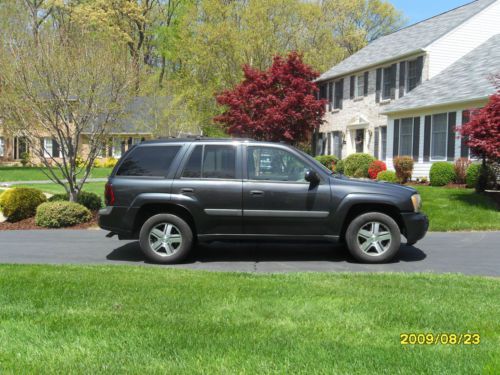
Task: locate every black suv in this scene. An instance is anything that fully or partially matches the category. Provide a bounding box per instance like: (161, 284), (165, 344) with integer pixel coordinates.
(99, 138), (428, 264)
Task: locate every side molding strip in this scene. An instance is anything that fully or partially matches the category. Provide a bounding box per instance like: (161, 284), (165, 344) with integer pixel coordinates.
(243, 210), (329, 218)
(204, 209), (243, 217)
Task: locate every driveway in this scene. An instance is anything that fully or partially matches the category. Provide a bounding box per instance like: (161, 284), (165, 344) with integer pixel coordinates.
(0, 230), (498, 276)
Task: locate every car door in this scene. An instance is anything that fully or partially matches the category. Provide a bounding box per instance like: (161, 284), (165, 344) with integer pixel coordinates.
(242, 144), (331, 236)
(171, 142), (243, 236)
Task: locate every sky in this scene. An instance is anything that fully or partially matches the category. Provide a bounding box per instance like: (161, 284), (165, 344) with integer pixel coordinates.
(390, 0), (473, 24)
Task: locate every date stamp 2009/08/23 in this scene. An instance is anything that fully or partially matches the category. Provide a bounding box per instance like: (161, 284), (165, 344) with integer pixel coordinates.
(400, 333), (480, 345)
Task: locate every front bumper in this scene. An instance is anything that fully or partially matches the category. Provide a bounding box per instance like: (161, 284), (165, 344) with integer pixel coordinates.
(401, 212), (429, 245)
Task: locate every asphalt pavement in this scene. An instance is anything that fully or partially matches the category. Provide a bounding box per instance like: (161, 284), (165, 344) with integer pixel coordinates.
(0, 230), (499, 276)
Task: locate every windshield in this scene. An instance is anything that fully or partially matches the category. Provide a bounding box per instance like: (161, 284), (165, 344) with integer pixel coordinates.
(295, 148), (335, 175)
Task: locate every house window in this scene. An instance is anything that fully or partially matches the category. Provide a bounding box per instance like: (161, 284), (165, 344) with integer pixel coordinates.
(334, 80), (343, 109)
(0, 137), (4, 157)
(431, 113), (447, 160)
(43, 137), (53, 157)
(356, 75), (364, 98)
(112, 138), (123, 158)
(382, 66), (392, 99)
(399, 118), (413, 156)
(380, 126), (387, 161)
(407, 59), (419, 92)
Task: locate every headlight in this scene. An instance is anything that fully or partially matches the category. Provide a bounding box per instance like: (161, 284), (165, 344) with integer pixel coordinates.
(411, 194), (422, 213)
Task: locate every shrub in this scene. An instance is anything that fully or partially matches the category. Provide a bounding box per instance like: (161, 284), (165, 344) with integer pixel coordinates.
(94, 157), (118, 168)
(35, 201), (92, 228)
(335, 159), (345, 174)
(393, 156), (414, 183)
(454, 158), (471, 184)
(20, 152), (30, 167)
(376, 170), (397, 183)
(48, 191), (102, 211)
(368, 160), (387, 180)
(343, 153), (375, 177)
(314, 155), (339, 171)
(0, 187), (47, 222)
(429, 162), (455, 186)
(466, 163), (481, 188)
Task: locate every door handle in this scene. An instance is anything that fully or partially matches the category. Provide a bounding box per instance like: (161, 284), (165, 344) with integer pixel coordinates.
(180, 188), (194, 194)
(250, 190), (264, 196)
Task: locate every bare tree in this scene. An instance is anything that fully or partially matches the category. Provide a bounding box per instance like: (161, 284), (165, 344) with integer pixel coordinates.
(0, 23), (133, 201)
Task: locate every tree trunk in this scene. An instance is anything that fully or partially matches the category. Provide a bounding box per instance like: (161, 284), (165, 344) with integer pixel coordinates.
(476, 156), (488, 193)
(69, 190), (78, 203)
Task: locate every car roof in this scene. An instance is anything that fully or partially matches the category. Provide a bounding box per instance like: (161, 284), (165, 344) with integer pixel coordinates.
(139, 137), (291, 146)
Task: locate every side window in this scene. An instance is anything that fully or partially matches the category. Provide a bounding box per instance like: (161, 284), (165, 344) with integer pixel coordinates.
(247, 147), (309, 182)
(116, 145), (181, 177)
(182, 144), (237, 179)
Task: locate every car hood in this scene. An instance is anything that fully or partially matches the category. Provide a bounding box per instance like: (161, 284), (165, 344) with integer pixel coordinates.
(330, 174), (417, 197)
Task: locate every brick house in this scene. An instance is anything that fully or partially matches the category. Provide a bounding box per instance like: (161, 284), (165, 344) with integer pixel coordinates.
(314, 0), (500, 177)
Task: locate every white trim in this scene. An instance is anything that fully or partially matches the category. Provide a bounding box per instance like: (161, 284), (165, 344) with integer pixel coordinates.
(43, 137), (53, 158)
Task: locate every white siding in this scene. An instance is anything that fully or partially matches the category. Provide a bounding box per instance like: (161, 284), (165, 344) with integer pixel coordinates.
(426, 0), (500, 78)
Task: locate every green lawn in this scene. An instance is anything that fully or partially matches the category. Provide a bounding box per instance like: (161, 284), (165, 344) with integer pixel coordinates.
(0, 266), (498, 374)
(0, 166), (112, 182)
(16, 182), (106, 198)
(414, 186), (500, 231)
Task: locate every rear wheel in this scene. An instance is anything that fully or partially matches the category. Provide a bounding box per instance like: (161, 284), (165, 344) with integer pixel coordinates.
(345, 212), (401, 263)
(139, 214), (193, 264)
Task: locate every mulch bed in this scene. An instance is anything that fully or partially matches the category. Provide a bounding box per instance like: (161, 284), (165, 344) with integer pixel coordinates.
(0, 212), (99, 231)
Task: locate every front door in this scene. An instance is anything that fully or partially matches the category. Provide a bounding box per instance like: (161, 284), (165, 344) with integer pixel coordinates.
(355, 129), (364, 153)
(242, 145), (331, 236)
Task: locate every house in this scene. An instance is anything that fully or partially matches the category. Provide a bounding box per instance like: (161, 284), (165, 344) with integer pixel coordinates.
(0, 97), (161, 165)
(314, 0), (500, 177)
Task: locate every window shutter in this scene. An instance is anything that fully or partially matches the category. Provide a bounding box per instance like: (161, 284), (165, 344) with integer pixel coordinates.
(108, 138), (113, 157)
(390, 63), (397, 100)
(412, 117), (420, 161)
(374, 127), (379, 159)
(363, 71), (369, 96)
(339, 78), (344, 109)
(52, 139), (60, 158)
(40, 138), (44, 155)
(393, 120), (400, 157)
(460, 110), (470, 158)
(327, 132), (332, 155)
(447, 112), (456, 161)
(399, 61), (406, 98)
(350, 75), (355, 99)
(328, 81), (334, 111)
(375, 68), (381, 102)
(423, 115), (431, 162)
(416, 55), (424, 86)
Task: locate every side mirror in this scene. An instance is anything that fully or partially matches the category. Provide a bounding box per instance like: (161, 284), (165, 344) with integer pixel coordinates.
(304, 169), (320, 185)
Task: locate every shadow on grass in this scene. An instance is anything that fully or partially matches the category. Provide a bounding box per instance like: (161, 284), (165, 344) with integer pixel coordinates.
(106, 241), (426, 266)
(451, 191), (498, 211)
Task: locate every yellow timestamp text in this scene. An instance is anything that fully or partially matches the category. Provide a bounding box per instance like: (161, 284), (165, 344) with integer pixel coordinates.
(400, 333), (480, 345)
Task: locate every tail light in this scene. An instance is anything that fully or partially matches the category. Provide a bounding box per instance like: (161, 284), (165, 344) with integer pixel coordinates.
(104, 182), (115, 206)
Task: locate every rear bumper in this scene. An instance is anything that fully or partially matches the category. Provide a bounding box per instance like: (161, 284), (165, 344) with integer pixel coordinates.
(401, 212), (429, 244)
(98, 206), (136, 239)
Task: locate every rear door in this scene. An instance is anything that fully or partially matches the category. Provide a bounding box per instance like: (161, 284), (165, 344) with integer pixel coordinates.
(171, 142), (243, 236)
(242, 144), (331, 236)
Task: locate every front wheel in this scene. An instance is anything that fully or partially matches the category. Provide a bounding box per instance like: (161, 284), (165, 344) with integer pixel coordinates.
(345, 212), (401, 263)
(139, 214), (193, 264)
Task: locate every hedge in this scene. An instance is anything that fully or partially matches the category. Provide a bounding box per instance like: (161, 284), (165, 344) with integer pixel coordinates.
(314, 155), (339, 171)
(0, 187), (47, 222)
(429, 162), (455, 186)
(48, 191), (102, 211)
(343, 153), (375, 178)
(35, 201), (92, 228)
(376, 170), (398, 183)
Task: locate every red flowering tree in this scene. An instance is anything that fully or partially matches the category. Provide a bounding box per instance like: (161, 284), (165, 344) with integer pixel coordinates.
(214, 52), (326, 143)
(459, 90), (500, 191)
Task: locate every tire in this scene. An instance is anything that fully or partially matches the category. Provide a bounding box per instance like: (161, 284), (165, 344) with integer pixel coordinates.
(139, 214), (193, 264)
(345, 212), (401, 263)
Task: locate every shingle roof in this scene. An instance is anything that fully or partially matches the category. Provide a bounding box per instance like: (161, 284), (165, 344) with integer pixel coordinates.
(317, 0), (497, 81)
(382, 34), (500, 114)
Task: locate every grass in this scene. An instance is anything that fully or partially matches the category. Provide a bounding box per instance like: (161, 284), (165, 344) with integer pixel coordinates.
(0, 166), (112, 182)
(0, 266), (498, 374)
(414, 186), (500, 231)
(15, 182), (106, 198)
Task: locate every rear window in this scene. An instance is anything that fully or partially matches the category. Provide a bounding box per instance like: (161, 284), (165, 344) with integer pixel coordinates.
(116, 145), (181, 177)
